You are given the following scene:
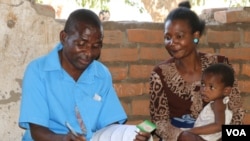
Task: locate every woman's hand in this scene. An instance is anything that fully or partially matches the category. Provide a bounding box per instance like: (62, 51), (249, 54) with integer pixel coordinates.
(177, 131), (205, 141)
(134, 131), (151, 141)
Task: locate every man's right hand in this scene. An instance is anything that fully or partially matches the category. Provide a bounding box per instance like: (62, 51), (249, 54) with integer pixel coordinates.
(64, 132), (86, 141)
(29, 123), (86, 141)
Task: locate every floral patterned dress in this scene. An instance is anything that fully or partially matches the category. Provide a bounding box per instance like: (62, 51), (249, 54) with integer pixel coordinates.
(149, 52), (245, 141)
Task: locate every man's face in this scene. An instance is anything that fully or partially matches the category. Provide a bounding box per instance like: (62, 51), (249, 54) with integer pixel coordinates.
(61, 21), (103, 71)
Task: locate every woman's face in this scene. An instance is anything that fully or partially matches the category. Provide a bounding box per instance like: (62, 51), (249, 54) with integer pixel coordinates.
(164, 19), (197, 59)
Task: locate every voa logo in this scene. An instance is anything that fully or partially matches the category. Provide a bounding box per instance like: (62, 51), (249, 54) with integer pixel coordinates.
(226, 129), (246, 136)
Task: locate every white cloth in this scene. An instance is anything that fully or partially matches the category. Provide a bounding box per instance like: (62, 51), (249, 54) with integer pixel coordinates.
(194, 99), (232, 141)
(90, 124), (153, 141)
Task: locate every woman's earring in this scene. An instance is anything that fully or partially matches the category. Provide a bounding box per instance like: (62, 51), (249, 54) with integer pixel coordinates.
(193, 38), (199, 44)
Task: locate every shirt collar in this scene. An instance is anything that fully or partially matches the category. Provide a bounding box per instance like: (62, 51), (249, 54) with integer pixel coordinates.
(43, 42), (62, 71)
(43, 43), (102, 82)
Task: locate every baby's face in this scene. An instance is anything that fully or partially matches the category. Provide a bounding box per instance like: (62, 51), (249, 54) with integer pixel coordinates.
(200, 73), (225, 102)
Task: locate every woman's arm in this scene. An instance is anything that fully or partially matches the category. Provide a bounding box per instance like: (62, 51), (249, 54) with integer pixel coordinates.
(149, 71), (182, 140)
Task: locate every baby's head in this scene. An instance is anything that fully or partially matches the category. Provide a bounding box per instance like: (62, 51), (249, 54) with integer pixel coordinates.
(201, 63), (234, 102)
(203, 63), (234, 87)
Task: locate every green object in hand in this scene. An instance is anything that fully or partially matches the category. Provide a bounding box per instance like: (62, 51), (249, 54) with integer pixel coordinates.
(136, 120), (156, 133)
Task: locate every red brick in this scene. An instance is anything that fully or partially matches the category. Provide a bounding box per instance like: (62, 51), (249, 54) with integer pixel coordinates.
(243, 113), (250, 124)
(145, 82), (150, 95)
(199, 36), (206, 44)
(125, 120), (144, 125)
(238, 80), (250, 93)
(120, 101), (131, 115)
(200, 8), (227, 23)
(103, 30), (123, 44)
(220, 48), (250, 61)
(140, 47), (170, 61)
(197, 47), (214, 54)
(100, 48), (138, 62)
(242, 64), (250, 77)
(231, 63), (240, 76)
(131, 99), (150, 115)
(244, 31), (250, 43)
(207, 30), (240, 43)
(109, 66), (128, 81)
(127, 29), (163, 44)
(214, 8), (250, 24)
(129, 65), (154, 79)
(234, 82), (250, 125)
(242, 96), (250, 111)
(113, 83), (146, 97)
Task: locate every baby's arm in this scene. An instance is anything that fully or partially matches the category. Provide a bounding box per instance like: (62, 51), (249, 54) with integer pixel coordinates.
(187, 99), (226, 135)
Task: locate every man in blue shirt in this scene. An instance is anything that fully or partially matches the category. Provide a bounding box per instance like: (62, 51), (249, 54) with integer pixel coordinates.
(19, 9), (150, 141)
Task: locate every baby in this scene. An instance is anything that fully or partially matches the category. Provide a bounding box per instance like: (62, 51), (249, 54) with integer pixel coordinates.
(186, 63), (235, 141)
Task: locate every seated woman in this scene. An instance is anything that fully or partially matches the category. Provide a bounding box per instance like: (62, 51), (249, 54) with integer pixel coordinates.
(149, 1), (245, 141)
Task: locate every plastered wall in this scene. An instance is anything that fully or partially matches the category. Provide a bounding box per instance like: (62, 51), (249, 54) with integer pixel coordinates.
(0, 0), (63, 140)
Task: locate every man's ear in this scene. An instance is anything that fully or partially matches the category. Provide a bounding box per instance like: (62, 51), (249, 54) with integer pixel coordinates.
(59, 30), (67, 43)
(223, 87), (232, 96)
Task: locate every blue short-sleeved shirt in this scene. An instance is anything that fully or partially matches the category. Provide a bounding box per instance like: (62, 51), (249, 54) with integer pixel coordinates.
(19, 43), (127, 141)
